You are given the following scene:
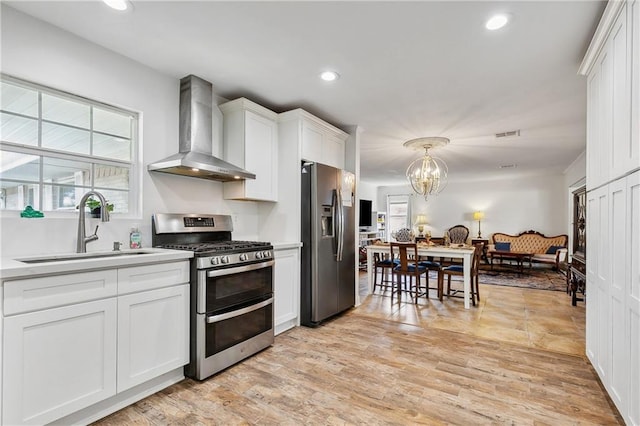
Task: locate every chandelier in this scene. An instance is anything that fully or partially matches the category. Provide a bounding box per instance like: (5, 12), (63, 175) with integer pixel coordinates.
(404, 137), (449, 200)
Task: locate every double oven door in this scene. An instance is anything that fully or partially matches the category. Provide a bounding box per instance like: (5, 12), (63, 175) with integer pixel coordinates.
(192, 259), (274, 380)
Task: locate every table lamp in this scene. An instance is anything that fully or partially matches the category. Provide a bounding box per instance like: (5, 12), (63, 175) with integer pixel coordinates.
(415, 214), (428, 237)
(473, 211), (485, 238)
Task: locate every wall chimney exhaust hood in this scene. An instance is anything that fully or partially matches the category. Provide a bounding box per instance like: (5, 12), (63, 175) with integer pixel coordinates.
(148, 75), (256, 182)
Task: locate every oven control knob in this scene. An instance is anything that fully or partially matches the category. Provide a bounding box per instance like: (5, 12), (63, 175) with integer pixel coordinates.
(263, 251), (271, 258)
(221, 256), (230, 264)
(239, 253), (248, 261)
(210, 257), (219, 265)
(256, 251), (264, 259)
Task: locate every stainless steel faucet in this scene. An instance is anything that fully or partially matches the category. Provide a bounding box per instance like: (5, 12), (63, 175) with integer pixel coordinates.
(76, 190), (110, 253)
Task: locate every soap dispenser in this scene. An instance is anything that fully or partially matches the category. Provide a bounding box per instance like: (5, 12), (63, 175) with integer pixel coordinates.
(129, 225), (142, 249)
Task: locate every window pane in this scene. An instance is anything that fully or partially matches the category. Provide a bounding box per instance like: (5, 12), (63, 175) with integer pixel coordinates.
(42, 93), (90, 128)
(0, 81), (38, 117)
(0, 181), (39, 210)
(0, 112), (38, 146)
(42, 122), (90, 154)
(98, 189), (128, 214)
(388, 217), (407, 234)
(94, 133), (131, 161)
(95, 164), (130, 189)
(42, 157), (91, 186)
(93, 108), (132, 138)
(42, 184), (80, 211)
(0, 151), (40, 181)
(389, 203), (407, 216)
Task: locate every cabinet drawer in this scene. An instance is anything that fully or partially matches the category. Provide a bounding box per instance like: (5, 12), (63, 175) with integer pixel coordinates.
(118, 261), (189, 295)
(4, 270), (117, 316)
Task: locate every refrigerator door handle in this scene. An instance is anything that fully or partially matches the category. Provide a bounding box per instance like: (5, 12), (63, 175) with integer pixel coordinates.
(336, 188), (344, 261)
(331, 189), (340, 261)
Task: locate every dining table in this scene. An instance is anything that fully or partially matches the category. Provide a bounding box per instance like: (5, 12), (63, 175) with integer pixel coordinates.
(365, 243), (476, 309)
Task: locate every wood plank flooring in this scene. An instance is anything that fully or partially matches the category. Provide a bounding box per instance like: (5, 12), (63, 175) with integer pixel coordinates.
(94, 276), (623, 425)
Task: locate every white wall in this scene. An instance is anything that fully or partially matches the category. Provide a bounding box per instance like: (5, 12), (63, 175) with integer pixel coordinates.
(357, 181), (378, 210)
(0, 6), (260, 257)
(377, 173), (567, 240)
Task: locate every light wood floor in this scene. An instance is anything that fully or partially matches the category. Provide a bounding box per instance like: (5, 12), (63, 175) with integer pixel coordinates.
(94, 276), (622, 425)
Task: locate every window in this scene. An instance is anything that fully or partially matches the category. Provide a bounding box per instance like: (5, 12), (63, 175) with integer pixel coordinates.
(387, 194), (411, 235)
(0, 74), (138, 214)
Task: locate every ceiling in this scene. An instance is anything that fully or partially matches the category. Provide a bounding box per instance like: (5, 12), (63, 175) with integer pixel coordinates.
(5, 1), (606, 186)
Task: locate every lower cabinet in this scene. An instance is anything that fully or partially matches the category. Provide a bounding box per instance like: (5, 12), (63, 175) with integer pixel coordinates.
(117, 284), (189, 392)
(273, 246), (300, 335)
(586, 170), (640, 424)
(1, 260), (190, 425)
(3, 299), (117, 425)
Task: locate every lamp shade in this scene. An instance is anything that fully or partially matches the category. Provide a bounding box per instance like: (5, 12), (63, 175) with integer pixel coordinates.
(473, 211), (485, 220)
(415, 214), (427, 225)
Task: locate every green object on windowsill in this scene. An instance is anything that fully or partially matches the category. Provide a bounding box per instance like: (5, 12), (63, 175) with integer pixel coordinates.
(20, 205), (44, 218)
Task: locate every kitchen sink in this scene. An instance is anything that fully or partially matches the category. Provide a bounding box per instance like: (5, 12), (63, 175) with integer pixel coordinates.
(18, 250), (155, 264)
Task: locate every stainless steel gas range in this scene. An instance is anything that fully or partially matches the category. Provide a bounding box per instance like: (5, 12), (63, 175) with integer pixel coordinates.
(152, 213), (274, 380)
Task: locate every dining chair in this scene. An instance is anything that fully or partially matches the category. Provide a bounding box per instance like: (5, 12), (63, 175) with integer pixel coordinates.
(389, 242), (427, 303)
(417, 258), (442, 300)
(372, 252), (398, 293)
(441, 224), (470, 267)
(446, 224), (470, 245)
(438, 243), (483, 306)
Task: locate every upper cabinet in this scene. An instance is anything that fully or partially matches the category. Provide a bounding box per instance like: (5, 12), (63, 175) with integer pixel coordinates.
(280, 109), (347, 170)
(580, 1), (639, 189)
(220, 98), (278, 201)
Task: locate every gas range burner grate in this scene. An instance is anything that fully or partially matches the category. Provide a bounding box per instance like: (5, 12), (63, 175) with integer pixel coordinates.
(158, 240), (271, 253)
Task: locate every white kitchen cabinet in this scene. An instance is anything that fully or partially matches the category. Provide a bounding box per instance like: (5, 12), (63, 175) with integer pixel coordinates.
(1, 259), (190, 425)
(584, 2), (638, 190)
(3, 298), (117, 425)
(273, 245), (300, 335)
(281, 108), (348, 170)
(117, 284), (189, 392)
(220, 97), (278, 201)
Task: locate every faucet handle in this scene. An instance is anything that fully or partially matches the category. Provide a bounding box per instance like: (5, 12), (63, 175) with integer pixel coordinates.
(92, 225), (99, 236)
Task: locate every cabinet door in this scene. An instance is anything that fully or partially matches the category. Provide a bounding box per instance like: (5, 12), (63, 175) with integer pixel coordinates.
(609, 179), (628, 409)
(244, 110), (278, 200)
(323, 133), (345, 169)
(626, 170), (640, 425)
(117, 284), (189, 392)
(301, 121), (323, 162)
(3, 299), (117, 425)
(610, 5), (632, 178)
(273, 248), (299, 335)
(586, 186), (609, 374)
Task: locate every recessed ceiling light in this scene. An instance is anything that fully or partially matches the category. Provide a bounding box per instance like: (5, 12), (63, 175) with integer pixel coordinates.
(320, 71), (339, 82)
(486, 14), (509, 31)
(103, 0), (130, 11)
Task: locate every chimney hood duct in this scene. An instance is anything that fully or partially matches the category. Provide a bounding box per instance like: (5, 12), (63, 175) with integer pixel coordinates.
(147, 75), (256, 182)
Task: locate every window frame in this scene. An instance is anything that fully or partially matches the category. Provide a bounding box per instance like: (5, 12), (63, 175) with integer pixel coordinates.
(387, 194), (411, 236)
(0, 73), (140, 218)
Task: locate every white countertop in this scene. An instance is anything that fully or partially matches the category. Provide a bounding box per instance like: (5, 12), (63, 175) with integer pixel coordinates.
(0, 248), (193, 280)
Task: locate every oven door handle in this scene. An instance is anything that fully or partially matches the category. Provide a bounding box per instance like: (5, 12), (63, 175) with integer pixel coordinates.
(207, 297), (274, 323)
(206, 260), (274, 278)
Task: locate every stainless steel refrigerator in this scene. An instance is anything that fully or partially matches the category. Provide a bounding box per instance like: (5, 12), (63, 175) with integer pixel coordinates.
(301, 161), (356, 327)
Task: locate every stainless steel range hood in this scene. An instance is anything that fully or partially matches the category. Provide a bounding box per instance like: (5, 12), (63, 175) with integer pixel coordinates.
(148, 75), (255, 182)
